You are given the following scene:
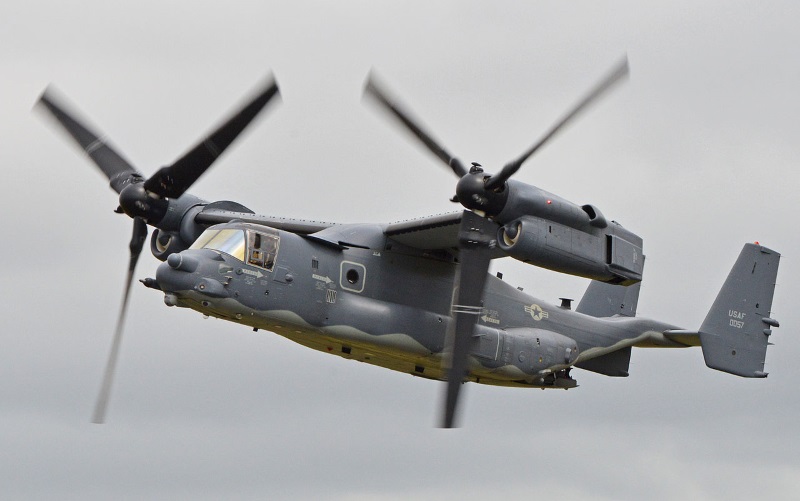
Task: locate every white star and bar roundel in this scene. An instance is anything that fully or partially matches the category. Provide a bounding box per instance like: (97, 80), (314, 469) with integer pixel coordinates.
(524, 303), (549, 321)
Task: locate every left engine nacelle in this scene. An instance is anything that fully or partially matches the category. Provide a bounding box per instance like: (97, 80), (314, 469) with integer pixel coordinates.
(150, 229), (191, 261)
(149, 202), (207, 261)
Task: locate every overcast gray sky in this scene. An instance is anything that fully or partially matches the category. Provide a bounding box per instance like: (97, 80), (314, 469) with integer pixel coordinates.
(2, 1), (799, 499)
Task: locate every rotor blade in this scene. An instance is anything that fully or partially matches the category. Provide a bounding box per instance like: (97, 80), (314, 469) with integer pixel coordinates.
(143, 76), (281, 199)
(442, 211), (496, 428)
(363, 71), (467, 178)
(92, 216), (148, 424)
(36, 87), (142, 194)
(485, 56), (630, 190)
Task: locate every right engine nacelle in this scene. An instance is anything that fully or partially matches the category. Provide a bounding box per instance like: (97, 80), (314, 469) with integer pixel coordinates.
(498, 215), (643, 285)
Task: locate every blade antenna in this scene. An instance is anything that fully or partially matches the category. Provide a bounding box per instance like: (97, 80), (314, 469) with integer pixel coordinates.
(485, 56), (629, 190)
(92, 216), (148, 424)
(363, 71), (467, 178)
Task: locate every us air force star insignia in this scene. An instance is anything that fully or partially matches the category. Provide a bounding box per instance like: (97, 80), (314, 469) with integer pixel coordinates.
(524, 303), (548, 321)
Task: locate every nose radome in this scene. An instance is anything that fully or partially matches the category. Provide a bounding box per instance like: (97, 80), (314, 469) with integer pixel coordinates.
(156, 254), (230, 300)
(167, 252), (199, 272)
(155, 260), (195, 294)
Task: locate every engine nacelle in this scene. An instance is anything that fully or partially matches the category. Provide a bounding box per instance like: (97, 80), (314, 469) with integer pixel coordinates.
(149, 200), (208, 261)
(485, 179), (643, 285)
(498, 215), (643, 285)
(150, 229), (190, 261)
(149, 199), (257, 261)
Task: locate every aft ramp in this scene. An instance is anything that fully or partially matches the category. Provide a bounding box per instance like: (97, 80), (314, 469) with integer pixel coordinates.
(698, 243), (780, 377)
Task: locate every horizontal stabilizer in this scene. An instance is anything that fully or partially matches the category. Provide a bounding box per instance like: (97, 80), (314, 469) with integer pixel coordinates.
(699, 243), (780, 377)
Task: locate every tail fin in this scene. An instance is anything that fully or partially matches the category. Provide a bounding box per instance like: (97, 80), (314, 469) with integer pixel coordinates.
(574, 277), (641, 377)
(699, 243), (780, 378)
(577, 280), (641, 318)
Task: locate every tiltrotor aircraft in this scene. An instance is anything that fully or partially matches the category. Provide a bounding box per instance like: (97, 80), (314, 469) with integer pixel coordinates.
(38, 58), (781, 427)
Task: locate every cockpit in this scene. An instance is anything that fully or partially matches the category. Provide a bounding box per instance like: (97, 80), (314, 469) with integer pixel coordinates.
(190, 225), (280, 271)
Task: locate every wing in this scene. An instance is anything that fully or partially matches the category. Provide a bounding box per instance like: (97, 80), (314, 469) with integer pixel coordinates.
(194, 202), (334, 235)
(196, 206), (497, 257)
(194, 204), (462, 248)
(384, 212), (463, 250)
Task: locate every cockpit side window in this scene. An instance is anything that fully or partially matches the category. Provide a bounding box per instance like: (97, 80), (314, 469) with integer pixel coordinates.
(247, 230), (280, 271)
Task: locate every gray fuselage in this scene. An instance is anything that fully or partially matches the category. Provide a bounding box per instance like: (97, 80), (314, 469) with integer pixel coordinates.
(155, 221), (686, 389)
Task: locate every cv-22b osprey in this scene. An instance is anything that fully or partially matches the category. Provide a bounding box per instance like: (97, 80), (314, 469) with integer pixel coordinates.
(38, 58), (781, 427)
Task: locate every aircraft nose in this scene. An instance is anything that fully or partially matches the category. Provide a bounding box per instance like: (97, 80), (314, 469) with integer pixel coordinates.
(155, 259), (195, 295)
(166, 252), (199, 272)
(155, 250), (230, 303)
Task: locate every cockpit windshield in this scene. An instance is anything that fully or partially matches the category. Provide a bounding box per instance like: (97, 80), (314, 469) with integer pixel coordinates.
(190, 226), (280, 270)
(190, 228), (246, 261)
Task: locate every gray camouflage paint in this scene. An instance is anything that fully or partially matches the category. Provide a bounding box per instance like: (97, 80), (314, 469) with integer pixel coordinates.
(153, 220), (780, 389)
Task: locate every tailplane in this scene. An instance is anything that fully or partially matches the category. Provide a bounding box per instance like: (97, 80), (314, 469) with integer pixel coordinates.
(699, 243), (780, 378)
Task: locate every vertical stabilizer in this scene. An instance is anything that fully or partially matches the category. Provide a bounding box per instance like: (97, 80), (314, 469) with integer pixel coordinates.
(699, 243), (780, 377)
(575, 279), (640, 376)
(576, 280), (641, 318)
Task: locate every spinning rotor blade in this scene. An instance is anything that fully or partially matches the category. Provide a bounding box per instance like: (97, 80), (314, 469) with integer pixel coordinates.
(92, 216), (148, 424)
(485, 56), (629, 190)
(38, 75), (283, 423)
(364, 71), (467, 178)
(442, 211), (497, 428)
(144, 77), (281, 199)
(37, 88), (142, 193)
